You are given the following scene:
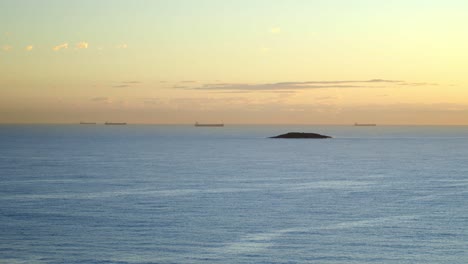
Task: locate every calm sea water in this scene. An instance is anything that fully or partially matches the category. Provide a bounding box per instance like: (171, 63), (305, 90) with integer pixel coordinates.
(1, 125), (467, 264)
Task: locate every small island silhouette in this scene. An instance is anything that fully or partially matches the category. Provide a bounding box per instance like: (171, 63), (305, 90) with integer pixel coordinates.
(270, 132), (332, 139)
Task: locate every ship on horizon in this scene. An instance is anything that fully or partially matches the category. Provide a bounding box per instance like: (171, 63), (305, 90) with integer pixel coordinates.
(354, 123), (376, 126)
(105, 122), (127, 125)
(194, 122), (224, 127)
(79, 122), (96, 125)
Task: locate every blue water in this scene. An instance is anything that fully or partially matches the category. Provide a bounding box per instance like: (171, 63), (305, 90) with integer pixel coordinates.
(1, 125), (467, 263)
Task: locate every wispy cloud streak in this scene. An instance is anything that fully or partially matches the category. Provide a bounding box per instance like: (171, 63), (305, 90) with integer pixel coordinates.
(112, 81), (142, 88)
(183, 79), (436, 92)
(53, 43), (68, 51)
(2, 45), (12, 51)
(116, 44), (128, 49)
(76, 42), (88, 49)
(197, 83), (361, 91)
(91, 97), (109, 102)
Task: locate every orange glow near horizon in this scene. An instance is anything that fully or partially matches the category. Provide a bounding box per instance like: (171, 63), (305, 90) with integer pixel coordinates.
(1, 1), (468, 124)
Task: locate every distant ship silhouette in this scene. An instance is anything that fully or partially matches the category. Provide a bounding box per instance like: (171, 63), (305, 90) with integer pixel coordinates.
(194, 122), (224, 127)
(105, 122), (127, 125)
(354, 123), (376, 126)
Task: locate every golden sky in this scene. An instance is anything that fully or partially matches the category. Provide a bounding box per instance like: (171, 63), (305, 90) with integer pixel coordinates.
(1, 0), (468, 124)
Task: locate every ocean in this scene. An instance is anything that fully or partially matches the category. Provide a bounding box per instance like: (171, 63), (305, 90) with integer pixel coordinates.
(0, 125), (467, 263)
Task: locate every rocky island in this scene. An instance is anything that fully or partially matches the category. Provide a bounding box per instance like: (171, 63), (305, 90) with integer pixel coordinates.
(270, 132), (332, 139)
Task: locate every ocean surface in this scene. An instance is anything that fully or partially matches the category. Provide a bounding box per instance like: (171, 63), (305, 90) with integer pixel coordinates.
(1, 125), (467, 264)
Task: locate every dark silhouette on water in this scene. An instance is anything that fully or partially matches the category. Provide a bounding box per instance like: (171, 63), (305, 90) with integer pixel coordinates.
(194, 122), (224, 127)
(105, 122), (127, 125)
(354, 123), (376, 126)
(270, 132), (332, 139)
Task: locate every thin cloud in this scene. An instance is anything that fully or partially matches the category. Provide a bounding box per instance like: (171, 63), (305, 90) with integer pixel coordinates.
(398, 82), (438, 86)
(315, 96), (337, 100)
(76, 42), (88, 49)
(205, 90), (256, 94)
(2, 45), (12, 51)
(53, 43), (68, 51)
(351, 103), (468, 112)
(262, 90), (297, 94)
(184, 79), (431, 92)
(25, 45), (33, 51)
(116, 44), (128, 49)
(193, 83), (360, 91)
(367, 79), (400, 83)
(143, 98), (162, 105)
(112, 81), (142, 88)
(91, 97), (109, 102)
(275, 79), (402, 85)
(90, 97), (113, 104)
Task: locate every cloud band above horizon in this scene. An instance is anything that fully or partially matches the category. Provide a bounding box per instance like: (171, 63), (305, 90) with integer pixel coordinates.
(179, 79), (437, 92)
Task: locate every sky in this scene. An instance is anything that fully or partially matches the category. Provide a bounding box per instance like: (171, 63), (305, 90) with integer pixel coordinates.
(1, 0), (468, 124)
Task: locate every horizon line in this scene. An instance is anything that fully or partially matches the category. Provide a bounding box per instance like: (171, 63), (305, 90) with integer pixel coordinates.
(1, 122), (468, 126)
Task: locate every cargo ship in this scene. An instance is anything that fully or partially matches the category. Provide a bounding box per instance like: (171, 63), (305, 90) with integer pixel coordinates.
(105, 122), (127, 125)
(354, 123), (376, 126)
(194, 122), (224, 127)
